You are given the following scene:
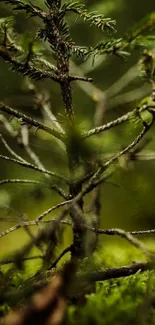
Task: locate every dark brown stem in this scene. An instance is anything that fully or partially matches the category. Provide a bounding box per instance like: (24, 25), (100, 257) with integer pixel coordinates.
(84, 261), (153, 283)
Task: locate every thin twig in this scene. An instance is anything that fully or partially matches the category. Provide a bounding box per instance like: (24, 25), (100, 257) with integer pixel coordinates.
(82, 103), (149, 139)
(20, 125), (48, 172)
(70, 60), (103, 101)
(1, 215), (155, 239)
(0, 133), (27, 163)
(103, 125), (150, 169)
(0, 209), (69, 265)
(99, 228), (153, 257)
(0, 255), (43, 266)
(0, 154), (67, 182)
(41, 99), (65, 134)
(92, 227), (155, 236)
(0, 219), (72, 239)
(21, 219), (46, 256)
(20, 125), (68, 198)
(69, 75), (93, 82)
(48, 245), (73, 269)
(0, 102), (64, 141)
(36, 200), (72, 223)
(0, 179), (46, 187)
(78, 122), (151, 200)
(0, 178), (68, 200)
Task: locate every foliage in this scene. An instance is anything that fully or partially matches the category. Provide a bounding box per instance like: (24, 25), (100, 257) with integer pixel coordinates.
(67, 272), (154, 325)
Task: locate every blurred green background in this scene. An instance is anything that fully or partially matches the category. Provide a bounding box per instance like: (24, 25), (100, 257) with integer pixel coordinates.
(0, 0), (155, 257)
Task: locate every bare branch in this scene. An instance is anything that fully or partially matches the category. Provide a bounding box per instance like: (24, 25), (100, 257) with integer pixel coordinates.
(40, 97), (65, 135)
(20, 125), (48, 171)
(0, 102), (64, 141)
(0, 179), (45, 187)
(0, 133), (27, 163)
(20, 126), (67, 198)
(94, 228), (155, 236)
(70, 60), (103, 101)
(82, 103), (149, 139)
(36, 200), (72, 223)
(0, 208), (69, 265)
(0, 255), (43, 266)
(82, 110), (132, 139)
(0, 219), (72, 239)
(99, 228), (153, 257)
(81, 261), (153, 283)
(0, 154), (67, 182)
(21, 218), (46, 256)
(1, 214), (155, 240)
(79, 123), (151, 199)
(103, 125), (150, 169)
(0, 177), (69, 200)
(69, 75), (93, 82)
(48, 245), (73, 269)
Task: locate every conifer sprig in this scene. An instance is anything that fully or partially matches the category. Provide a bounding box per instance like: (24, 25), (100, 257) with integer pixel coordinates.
(0, 45), (60, 82)
(2, 0), (46, 19)
(62, 1), (117, 34)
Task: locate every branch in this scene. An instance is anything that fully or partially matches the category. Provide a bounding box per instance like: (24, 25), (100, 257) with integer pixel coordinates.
(36, 200), (72, 223)
(0, 218), (72, 239)
(69, 75), (93, 83)
(64, 3), (116, 34)
(0, 154), (67, 182)
(48, 245), (73, 269)
(0, 208), (68, 265)
(91, 227), (155, 237)
(0, 46), (59, 82)
(20, 125), (49, 172)
(39, 94), (65, 135)
(100, 228), (153, 257)
(70, 60), (104, 102)
(0, 255), (43, 266)
(66, 206), (153, 257)
(81, 261), (153, 283)
(20, 218), (46, 256)
(2, 0), (46, 19)
(70, 60), (144, 108)
(2, 215), (155, 240)
(0, 102), (64, 141)
(0, 179), (46, 187)
(103, 124), (150, 169)
(82, 103), (149, 139)
(0, 178), (68, 199)
(1, 28), (59, 77)
(79, 122), (152, 200)
(0, 133), (27, 163)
